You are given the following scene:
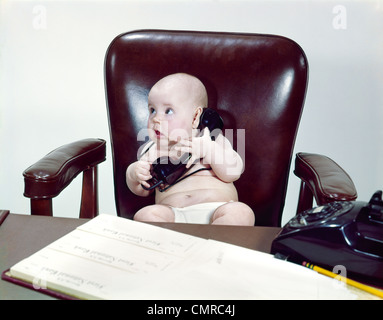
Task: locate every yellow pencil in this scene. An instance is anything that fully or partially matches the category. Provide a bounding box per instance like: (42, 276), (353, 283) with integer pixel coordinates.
(302, 261), (383, 299)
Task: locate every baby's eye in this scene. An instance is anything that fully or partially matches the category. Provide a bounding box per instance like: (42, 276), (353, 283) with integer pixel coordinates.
(165, 108), (174, 115)
(149, 107), (156, 115)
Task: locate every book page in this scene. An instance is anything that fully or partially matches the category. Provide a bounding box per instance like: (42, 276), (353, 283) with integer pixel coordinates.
(9, 248), (134, 300)
(47, 230), (184, 274)
(77, 214), (204, 257)
(192, 240), (359, 300)
(8, 214), (358, 300)
(8, 214), (209, 299)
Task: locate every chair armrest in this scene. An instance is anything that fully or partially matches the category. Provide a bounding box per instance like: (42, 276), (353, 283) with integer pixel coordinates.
(23, 138), (106, 199)
(294, 152), (357, 207)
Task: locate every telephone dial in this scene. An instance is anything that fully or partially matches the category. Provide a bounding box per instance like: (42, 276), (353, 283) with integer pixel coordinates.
(271, 190), (383, 287)
(142, 108), (224, 192)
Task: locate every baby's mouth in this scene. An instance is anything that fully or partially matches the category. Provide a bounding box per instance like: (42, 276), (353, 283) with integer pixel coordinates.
(155, 130), (164, 139)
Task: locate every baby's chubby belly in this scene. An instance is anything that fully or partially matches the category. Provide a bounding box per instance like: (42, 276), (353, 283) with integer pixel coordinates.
(155, 174), (238, 208)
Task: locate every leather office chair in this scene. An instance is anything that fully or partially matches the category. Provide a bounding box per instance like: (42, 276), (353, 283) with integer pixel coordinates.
(23, 30), (357, 226)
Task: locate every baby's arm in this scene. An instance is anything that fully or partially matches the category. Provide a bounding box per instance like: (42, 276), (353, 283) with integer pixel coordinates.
(126, 159), (153, 197)
(208, 133), (244, 182)
(175, 128), (244, 182)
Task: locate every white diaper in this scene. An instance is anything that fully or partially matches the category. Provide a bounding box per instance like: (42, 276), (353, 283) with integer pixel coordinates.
(171, 202), (227, 224)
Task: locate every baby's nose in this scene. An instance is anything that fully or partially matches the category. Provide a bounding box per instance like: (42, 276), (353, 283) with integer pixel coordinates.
(153, 116), (161, 124)
(152, 114), (161, 123)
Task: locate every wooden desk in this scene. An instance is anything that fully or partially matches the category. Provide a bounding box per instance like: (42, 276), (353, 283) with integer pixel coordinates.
(0, 211), (281, 300)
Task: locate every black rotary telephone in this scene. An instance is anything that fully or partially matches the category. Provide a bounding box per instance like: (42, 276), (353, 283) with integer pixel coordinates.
(271, 190), (383, 287)
(141, 108), (224, 192)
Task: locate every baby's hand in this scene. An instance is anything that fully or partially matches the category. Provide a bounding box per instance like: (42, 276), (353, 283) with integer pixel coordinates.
(175, 128), (212, 168)
(134, 160), (152, 188)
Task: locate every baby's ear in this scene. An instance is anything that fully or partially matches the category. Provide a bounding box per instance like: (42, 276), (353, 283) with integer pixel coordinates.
(192, 107), (203, 129)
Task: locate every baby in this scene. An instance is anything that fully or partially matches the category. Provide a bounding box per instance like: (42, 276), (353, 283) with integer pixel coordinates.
(126, 73), (255, 226)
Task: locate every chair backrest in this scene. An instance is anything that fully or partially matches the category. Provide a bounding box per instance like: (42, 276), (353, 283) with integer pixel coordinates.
(104, 30), (308, 226)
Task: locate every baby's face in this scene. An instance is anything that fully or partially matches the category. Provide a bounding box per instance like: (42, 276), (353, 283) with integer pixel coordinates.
(147, 80), (199, 147)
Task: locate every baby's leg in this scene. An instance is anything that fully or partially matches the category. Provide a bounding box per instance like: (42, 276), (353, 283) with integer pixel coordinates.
(133, 204), (175, 222)
(211, 202), (255, 226)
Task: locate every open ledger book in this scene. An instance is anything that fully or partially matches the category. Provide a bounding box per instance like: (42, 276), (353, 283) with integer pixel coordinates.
(3, 214), (358, 300)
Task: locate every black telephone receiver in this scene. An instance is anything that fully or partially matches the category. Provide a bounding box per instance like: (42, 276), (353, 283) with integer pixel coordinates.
(271, 190), (383, 287)
(141, 108), (224, 192)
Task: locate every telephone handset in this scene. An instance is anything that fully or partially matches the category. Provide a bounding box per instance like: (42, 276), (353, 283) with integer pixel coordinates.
(271, 190), (383, 287)
(141, 108), (224, 192)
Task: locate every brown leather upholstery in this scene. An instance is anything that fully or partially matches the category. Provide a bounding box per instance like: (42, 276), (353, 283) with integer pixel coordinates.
(294, 152), (357, 213)
(23, 139), (106, 218)
(105, 30), (309, 226)
(23, 30), (357, 226)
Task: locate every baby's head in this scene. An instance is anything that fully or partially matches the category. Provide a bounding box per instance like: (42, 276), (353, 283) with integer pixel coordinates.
(147, 73), (208, 144)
